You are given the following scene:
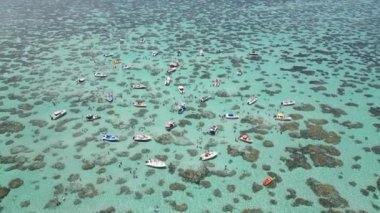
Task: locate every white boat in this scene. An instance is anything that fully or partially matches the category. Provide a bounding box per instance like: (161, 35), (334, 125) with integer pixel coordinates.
(178, 85), (184, 94)
(247, 96), (257, 105)
(94, 72), (107, 78)
(169, 62), (179, 68)
(199, 49), (205, 56)
(122, 64), (131, 69)
(213, 79), (221, 87)
(164, 76), (171, 86)
(146, 159), (166, 168)
(133, 134), (152, 142)
(106, 93), (113, 103)
(200, 151), (217, 161)
(208, 125), (218, 135)
(274, 112), (292, 121)
(132, 83), (146, 89)
(165, 121), (176, 130)
(78, 78), (85, 83)
(167, 67), (177, 73)
(102, 134), (119, 142)
(200, 96), (212, 103)
(152, 51), (159, 57)
(133, 101), (146, 107)
(178, 102), (186, 114)
(281, 100), (296, 106)
(50, 110), (66, 120)
(86, 114), (101, 121)
(224, 113), (239, 119)
(103, 53), (114, 57)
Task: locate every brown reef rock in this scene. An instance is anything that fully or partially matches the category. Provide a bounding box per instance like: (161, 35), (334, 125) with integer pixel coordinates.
(306, 178), (349, 208)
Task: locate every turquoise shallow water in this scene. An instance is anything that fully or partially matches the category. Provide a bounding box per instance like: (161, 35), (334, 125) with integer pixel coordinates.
(0, 0), (379, 212)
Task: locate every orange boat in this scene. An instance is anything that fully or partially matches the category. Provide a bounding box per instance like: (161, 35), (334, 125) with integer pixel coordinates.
(239, 134), (252, 143)
(263, 176), (275, 186)
(113, 59), (121, 64)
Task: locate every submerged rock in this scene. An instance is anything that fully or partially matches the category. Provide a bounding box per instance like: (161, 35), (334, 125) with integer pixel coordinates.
(306, 178), (349, 208)
(0, 186), (10, 199)
(227, 145), (260, 162)
(169, 201), (188, 212)
(0, 121), (25, 134)
(8, 178), (23, 189)
(179, 165), (209, 184)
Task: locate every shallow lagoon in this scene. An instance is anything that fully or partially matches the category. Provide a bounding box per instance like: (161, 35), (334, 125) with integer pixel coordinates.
(0, 0), (379, 212)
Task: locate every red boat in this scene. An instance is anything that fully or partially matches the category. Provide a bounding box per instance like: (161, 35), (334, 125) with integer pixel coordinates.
(263, 176), (275, 186)
(239, 134), (252, 143)
(165, 121), (176, 130)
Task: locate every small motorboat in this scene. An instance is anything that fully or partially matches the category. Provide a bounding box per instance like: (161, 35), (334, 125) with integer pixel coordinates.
(132, 83), (146, 89)
(133, 134), (152, 142)
(249, 50), (260, 58)
(167, 67), (177, 73)
(247, 96), (257, 105)
(112, 59), (121, 64)
(86, 114), (101, 121)
(200, 151), (217, 161)
(122, 64), (131, 69)
(78, 78), (86, 83)
(106, 93), (113, 103)
(133, 101), (146, 107)
(224, 113), (239, 119)
(102, 134), (119, 142)
(164, 76), (171, 86)
(274, 112), (292, 121)
(94, 72), (107, 78)
(281, 100), (296, 106)
(146, 159), (166, 168)
(199, 49), (205, 56)
(103, 53), (113, 57)
(200, 96), (212, 103)
(169, 62), (180, 68)
(239, 134), (252, 143)
(165, 121), (176, 130)
(237, 69), (243, 76)
(208, 125), (218, 135)
(178, 85), (184, 94)
(213, 79), (221, 87)
(263, 176), (275, 186)
(152, 51), (159, 57)
(50, 110), (66, 120)
(178, 102), (186, 114)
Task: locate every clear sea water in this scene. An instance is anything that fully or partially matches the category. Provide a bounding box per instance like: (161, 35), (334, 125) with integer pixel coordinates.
(0, 0), (379, 212)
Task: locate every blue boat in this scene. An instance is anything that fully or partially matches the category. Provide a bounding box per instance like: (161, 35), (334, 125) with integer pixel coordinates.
(102, 134), (119, 142)
(106, 93), (113, 103)
(178, 102), (186, 114)
(209, 125), (218, 135)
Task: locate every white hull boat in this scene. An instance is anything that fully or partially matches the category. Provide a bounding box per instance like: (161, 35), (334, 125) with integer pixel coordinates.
(200, 96), (212, 103)
(167, 67), (177, 73)
(178, 85), (184, 94)
(165, 76), (171, 85)
(51, 110), (66, 120)
(274, 113), (292, 121)
(165, 121), (176, 130)
(132, 84), (146, 89)
(86, 114), (101, 121)
(200, 151), (217, 161)
(102, 134), (119, 142)
(247, 97), (257, 105)
(133, 134), (152, 142)
(133, 101), (146, 107)
(146, 159), (166, 168)
(281, 100), (296, 106)
(224, 113), (239, 119)
(94, 72), (107, 78)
